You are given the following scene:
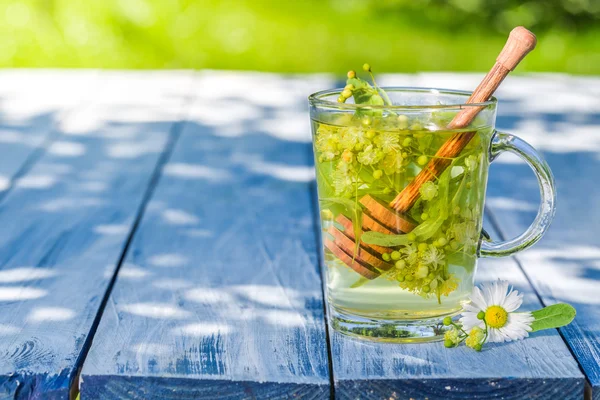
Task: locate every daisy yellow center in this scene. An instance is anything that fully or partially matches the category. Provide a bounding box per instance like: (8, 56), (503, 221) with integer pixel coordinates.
(484, 305), (508, 328)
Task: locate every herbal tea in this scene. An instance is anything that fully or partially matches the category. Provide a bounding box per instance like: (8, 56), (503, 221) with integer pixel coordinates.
(314, 112), (492, 322)
(311, 30), (554, 341)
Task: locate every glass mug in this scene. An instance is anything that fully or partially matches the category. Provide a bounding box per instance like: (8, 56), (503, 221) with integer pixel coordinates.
(308, 88), (555, 342)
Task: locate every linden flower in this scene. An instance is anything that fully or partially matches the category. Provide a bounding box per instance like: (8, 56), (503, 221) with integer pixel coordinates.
(460, 280), (534, 343)
(374, 131), (400, 153)
(421, 244), (445, 268)
(315, 126), (339, 155)
(339, 127), (367, 149)
(332, 160), (354, 196)
(357, 145), (383, 165)
(401, 243), (419, 264)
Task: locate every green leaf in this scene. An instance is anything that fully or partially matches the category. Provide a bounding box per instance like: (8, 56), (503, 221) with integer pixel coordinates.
(530, 303), (576, 332)
(361, 230), (410, 246)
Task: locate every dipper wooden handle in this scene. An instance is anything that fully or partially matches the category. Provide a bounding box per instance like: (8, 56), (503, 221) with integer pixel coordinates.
(389, 27), (536, 214)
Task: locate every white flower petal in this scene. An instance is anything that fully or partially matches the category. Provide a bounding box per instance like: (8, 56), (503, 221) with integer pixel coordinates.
(460, 312), (484, 331)
(502, 289), (523, 312)
(509, 312), (534, 331)
(497, 327), (515, 342)
(470, 286), (488, 309)
(493, 280), (509, 306)
(500, 325), (529, 341)
(463, 304), (481, 313)
(487, 328), (502, 343)
(482, 282), (495, 306)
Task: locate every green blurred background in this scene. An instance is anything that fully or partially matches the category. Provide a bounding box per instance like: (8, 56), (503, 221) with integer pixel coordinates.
(2, 0), (599, 74)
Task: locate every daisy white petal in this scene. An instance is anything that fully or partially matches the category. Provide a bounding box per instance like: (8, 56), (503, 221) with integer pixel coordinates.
(462, 304), (481, 313)
(509, 312), (534, 330)
(484, 282), (497, 307)
(493, 280), (509, 306)
(487, 328), (501, 343)
(497, 327), (517, 342)
(460, 313), (484, 331)
(502, 289), (524, 312)
(470, 286), (487, 310)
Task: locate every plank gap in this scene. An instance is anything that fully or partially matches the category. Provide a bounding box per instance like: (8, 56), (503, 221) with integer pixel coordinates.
(485, 206), (594, 400)
(310, 179), (336, 400)
(67, 118), (188, 399)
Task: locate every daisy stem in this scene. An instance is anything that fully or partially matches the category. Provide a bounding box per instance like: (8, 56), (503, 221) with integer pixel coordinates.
(451, 322), (468, 336)
(482, 320), (489, 345)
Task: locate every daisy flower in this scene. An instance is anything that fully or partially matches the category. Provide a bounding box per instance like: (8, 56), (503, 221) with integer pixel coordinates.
(460, 280), (534, 343)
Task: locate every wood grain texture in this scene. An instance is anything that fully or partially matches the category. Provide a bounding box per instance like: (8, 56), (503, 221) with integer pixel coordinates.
(327, 226), (393, 271)
(336, 214), (390, 255)
(0, 71), (192, 399)
(331, 216), (585, 400)
(360, 195), (416, 233)
(80, 73), (334, 399)
(482, 74), (600, 400)
(325, 238), (381, 279)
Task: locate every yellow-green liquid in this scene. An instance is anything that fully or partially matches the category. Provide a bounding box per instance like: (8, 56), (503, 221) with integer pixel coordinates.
(313, 112), (492, 320)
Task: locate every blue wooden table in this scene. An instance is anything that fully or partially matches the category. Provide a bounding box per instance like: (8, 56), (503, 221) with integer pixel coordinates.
(0, 71), (597, 400)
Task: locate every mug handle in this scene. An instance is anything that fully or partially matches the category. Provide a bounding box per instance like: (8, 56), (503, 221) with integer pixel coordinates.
(479, 131), (556, 258)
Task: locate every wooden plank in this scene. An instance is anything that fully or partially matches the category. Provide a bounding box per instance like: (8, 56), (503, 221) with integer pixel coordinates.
(0, 70), (97, 195)
(483, 75), (600, 400)
(80, 73), (333, 399)
(0, 71), (192, 399)
(331, 215), (585, 400)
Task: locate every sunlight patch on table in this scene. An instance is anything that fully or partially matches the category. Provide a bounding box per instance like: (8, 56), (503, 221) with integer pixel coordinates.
(0, 267), (57, 283)
(16, 174), (57, 189)
(27, 306), (76, 322)
(148, 253), (189, 267)
(119, 264), (151, 280)
(0, 286), (47, 301)
(48, 141), (86, 157)
(131, 343), (171, 356)
(0, 324), (19, 335)
(94, 224), (130, 235)
(0, 175), (9, 191)
(121, 302), (192, 319)
(262, 310), (307, 327)
(164, 163), (231, 181)
(40, 197), (104, 212)
(171, 322), (232, 337)
(162, 209), (199, 225)
(232, 284), (307, 308)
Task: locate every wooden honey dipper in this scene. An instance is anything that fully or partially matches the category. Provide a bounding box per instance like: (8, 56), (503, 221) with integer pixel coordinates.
(325, 27), (537, 279)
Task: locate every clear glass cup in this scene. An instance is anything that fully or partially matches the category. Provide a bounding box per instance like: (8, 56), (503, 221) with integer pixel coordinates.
(308, 88), (556, 342)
